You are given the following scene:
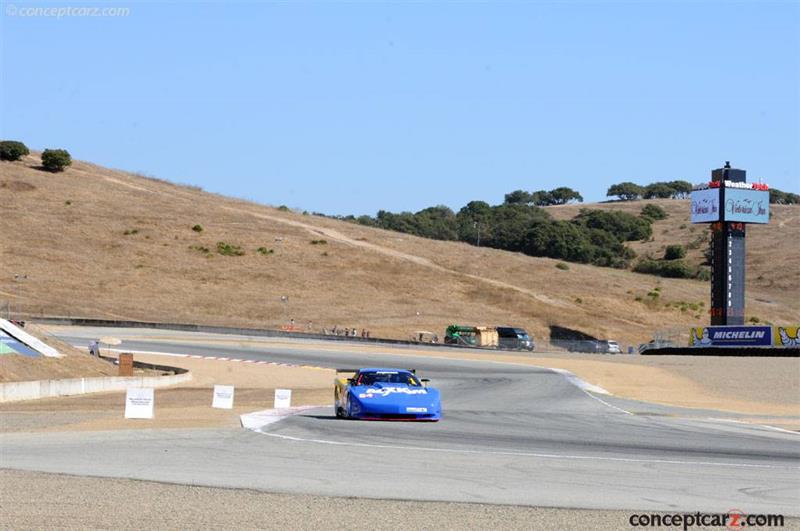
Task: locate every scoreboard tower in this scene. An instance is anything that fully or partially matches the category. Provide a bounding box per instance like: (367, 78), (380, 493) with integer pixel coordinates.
(690, 162), (770, 326)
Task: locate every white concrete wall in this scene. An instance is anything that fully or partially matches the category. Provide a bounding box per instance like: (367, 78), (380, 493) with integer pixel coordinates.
(0, 372), (191, 402)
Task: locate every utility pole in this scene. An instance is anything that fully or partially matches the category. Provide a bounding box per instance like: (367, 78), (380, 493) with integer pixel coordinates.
(13, 274), (27, 320)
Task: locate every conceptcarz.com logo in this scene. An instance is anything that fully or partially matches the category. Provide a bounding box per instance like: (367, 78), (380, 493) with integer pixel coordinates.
(628, 510), (785, 529)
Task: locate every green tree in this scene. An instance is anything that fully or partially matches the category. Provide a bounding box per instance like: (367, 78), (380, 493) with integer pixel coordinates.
(667, 180), (693, 199)
(549, 187), (583, 205)
(643, 182), (674, 199)
(504, 190), (532, 205)
(41, 149), (72, 172)
(530, 190), (553, 206)
(573, 209), (653, 241)
(524, 221), (595, 263)
(0, 140), (30, 161)
(769, 188), (800, 204)
(607, 182), (644, 201)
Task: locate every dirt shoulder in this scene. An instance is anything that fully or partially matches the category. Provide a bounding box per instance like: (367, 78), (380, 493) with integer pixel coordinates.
(1, 469), (714, 531)
(0, 353), (333, 433)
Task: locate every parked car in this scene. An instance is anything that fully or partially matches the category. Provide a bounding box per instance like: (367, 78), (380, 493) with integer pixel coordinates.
(496, 327), (535, 351)
(596, 340), (621, 354)
(565, 339), (620, 354)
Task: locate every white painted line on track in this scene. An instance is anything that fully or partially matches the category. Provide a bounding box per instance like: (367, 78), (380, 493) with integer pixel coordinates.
(546, 367), (633, 415)
(240, 406), (322, 430)
(251, 422), (796, 471)
(549, 368), (610, 395)
(705, 417), (800, 436)
(577, 388), (634, 415)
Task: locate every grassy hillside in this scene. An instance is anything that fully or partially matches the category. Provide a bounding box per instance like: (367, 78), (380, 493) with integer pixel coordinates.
(1, 153), (797, 347)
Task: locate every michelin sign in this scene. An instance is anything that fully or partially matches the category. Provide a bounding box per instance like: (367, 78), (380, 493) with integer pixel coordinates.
(690, 326), (799, 347)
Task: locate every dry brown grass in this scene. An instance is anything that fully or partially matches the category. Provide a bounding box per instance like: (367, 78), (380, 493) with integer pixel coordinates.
(1, 154), (797, 348)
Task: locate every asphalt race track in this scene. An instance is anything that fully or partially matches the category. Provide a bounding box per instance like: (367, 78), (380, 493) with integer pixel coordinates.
(2, 327), (799, 515)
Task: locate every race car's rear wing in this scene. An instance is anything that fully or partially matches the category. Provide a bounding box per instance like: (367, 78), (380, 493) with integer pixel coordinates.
(335, 368), (418, 374)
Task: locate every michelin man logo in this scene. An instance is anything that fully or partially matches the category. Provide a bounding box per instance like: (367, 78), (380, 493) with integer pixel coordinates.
(692, 328), (713, 346)
(778, 328), (799, 348)
(359, 387), (428, 399)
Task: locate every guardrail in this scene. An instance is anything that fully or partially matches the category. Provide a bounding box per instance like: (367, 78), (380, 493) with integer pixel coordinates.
(30, 316), (488, 350)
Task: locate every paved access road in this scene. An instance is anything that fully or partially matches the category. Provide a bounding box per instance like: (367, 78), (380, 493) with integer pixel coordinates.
(2, 326), (798, 515)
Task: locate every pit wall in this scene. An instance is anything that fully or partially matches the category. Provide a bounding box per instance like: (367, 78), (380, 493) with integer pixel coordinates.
(0, 372), (191, 402)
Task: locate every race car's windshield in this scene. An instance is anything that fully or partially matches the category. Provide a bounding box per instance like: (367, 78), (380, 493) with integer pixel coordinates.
(357, 372), (421, 386)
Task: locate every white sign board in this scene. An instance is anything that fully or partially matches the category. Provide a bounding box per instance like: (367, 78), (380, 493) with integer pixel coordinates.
(274, 389), (292, 409)
(212, 384), (235, 409)
(124, 387), (154, 419)
(690, 188), (721, 223)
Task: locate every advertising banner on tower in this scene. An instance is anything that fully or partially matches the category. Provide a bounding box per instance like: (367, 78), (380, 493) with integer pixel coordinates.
(723, 188), (769, 224)
(690, 188), (720, 223)
(773, 327), (800, 348)
(689, 326), (773, 347)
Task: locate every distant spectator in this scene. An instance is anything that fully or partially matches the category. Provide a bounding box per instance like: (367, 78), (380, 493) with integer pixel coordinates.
(88, 340), (99, 357)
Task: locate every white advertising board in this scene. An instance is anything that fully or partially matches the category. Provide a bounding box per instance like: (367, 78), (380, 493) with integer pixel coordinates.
(690, 188), (720, 223)
(124, 387), (154, 419)
(212, 384), (235, 409)
(274, 389), (292, 409)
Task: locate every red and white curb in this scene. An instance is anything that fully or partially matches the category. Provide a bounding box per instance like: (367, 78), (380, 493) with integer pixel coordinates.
(108, 348), (327, 371)
(240, 406), (324, 432)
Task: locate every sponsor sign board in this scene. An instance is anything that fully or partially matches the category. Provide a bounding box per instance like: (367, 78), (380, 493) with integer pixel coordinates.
(773, 327), (800, 348)
(690, 188), (720, 223)
(723, 188), (769, 224)
(125, 387), (154, 419)
(689, 326), (772, 347)
(274, 388), (292, 409)
(212, 384), (235, 409)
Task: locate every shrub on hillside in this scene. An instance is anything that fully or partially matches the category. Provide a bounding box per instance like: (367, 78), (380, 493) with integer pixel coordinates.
(192, 224), (203, 232)
(573, 209), (653, 242)
(769, 188), (800, 204)
(0, 140), (30, 161)
(664, 244), (686, 260)
(41, 149), (72, 172)
(640, 204), (667, 220)
(634, 258), (693, 278)
(216, 241), (244, 256)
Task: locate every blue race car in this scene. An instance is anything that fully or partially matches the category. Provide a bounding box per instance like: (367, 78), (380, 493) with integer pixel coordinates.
(334, 368), (441, 421)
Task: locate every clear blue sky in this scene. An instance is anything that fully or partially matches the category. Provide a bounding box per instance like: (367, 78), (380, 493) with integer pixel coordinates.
(1, 1), (798, 215)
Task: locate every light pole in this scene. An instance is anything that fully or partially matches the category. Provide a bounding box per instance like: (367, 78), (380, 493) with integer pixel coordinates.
(280, 295), (289, 324)
(13, 274), (27, 320)
(473, 222), (481, 247)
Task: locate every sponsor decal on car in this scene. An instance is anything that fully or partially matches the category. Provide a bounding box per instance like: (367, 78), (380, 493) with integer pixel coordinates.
(358, 387), (428, 398)
(405, 407), (428, 413)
